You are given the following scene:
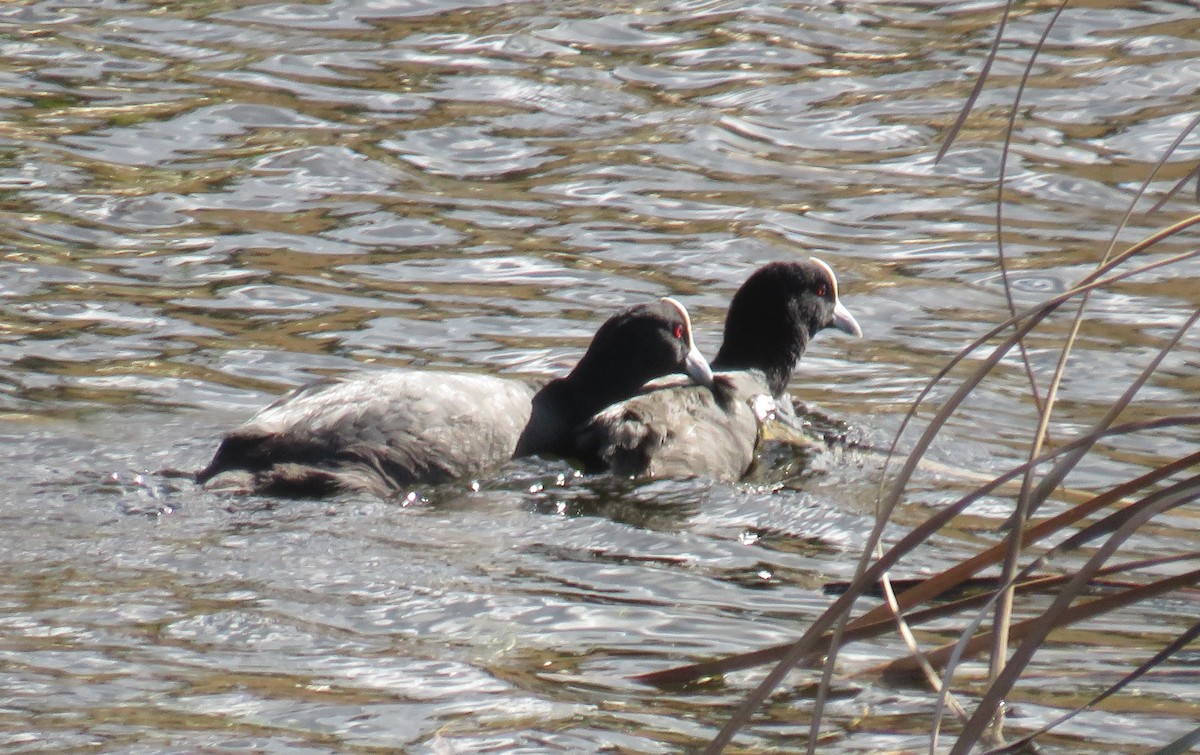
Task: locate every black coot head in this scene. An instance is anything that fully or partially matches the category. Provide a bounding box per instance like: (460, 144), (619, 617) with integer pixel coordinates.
(518, 297), (714, 458)
(567, 296), (713, 399)
(713, 258), (862, 396)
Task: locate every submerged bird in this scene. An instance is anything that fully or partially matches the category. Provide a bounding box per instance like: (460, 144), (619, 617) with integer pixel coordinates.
(575, 258), (862, 481)
(197, 297), (714, 498)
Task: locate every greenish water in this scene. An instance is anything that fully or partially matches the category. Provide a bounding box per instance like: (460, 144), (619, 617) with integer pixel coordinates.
(0, 0), (1196, 751)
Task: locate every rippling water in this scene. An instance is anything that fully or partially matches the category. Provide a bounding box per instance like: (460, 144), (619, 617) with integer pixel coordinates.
(1, 0), (1197, 751)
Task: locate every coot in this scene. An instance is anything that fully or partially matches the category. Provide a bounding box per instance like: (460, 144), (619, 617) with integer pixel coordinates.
(575, 258), (862, 480)
(198, 297), (714, 497)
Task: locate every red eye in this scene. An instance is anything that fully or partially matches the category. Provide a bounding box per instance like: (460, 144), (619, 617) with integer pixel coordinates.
(673, 324), (684, 339)
(817, 284), (828, 297)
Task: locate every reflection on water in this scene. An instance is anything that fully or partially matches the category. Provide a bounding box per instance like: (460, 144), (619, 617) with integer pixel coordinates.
(1, 0), (1197, 751)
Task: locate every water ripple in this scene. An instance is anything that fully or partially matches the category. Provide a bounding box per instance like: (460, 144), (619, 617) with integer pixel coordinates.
(60, 104), (349, 168)
(1, 1), (1197, 751)
(385, 125), (554, 178)
(535, 15), (701, 49)
(721, 111), (927, 152)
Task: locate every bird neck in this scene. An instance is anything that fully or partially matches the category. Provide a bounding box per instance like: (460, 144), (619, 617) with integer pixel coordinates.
(555, 364), (639, 425)
(518, 366), (643, 457)
(712, 318), (809, 398)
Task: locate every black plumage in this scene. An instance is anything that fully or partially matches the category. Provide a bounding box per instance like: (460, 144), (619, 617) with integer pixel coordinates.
(197, 297), (713, 498)
(575, 258), (862, 481)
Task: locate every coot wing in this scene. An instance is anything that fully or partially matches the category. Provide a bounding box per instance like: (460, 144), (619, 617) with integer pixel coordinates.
(199, 371), (536, 495)
(574, 371), (770, 481)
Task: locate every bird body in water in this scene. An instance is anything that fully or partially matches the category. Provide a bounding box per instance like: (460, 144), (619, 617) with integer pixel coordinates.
(576, 258), (862, 481)
(198, 297), (714, 498)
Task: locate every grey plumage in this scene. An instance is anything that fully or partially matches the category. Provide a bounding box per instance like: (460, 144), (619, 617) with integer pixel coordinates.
(196, 297), (714, 498)
(574, 259), (862, 481)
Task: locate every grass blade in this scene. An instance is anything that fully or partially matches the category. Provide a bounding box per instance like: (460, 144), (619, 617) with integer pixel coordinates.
(644, 419), (1200, 690)
(980, 620), (1200, 754)
(881, 567), (1200, 682)
(948, 481), (1200, 754)
(935, 0), (1014, 163)
(1147, 726), (1200, 755)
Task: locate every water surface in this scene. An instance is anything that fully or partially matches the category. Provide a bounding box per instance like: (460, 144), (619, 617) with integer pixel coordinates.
(1, 0), (1197, 751)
